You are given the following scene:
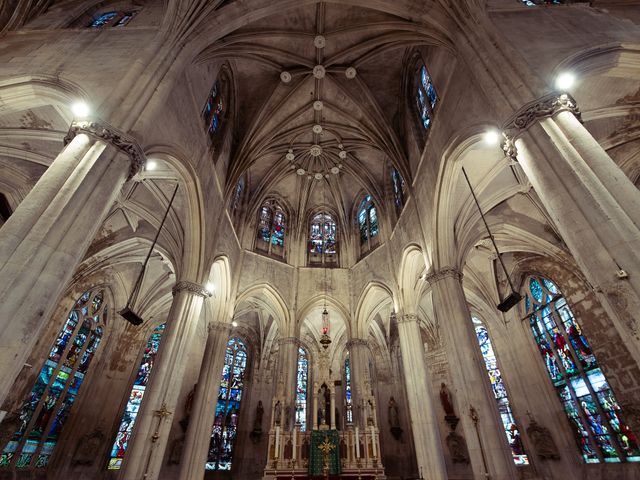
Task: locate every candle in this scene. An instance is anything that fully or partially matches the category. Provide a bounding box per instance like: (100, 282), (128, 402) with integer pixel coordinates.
(275, 426), (280, 458)
(371, 425), (376, 458)
(355, 427), (360, 458)
(292, 427), (297, 460)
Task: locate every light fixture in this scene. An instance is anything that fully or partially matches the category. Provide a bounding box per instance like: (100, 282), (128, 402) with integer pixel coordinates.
(71, 101), (90, 118)
(483, 129), (500, 146)
(146, 159), (158, 171)
(232, 320), (238, 328)
(555, 72), (575, 91)
(205, 282), (215, 294)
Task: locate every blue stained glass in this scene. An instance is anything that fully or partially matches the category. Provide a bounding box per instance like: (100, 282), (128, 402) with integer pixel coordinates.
(207, 338), (246, 471)
(357, 195), (378, 248)
(474, 322), (528, 465)
(309, 213), (337, 255)
(108, 324), (165, 470)
(391, 168), (405, 212)
(296, 348), (309, 431)
(526, 275), (640, 463)
(416, 65), (436, 130)
(203, 81), (224, 137)
(89, 11), (118, 27)
(345, 358), (353, 423)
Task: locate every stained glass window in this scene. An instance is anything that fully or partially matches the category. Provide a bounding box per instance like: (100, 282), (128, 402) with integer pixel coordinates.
(296, 347), (309, 431)
(357, 195), (379, 256)
(255, 200), (286, 258)
(416, 64), (437, 131)
(391, 168), (405, 214)
(206, 338), (247, 471)
(0, 290), (106, 470)
(309, 213), (337, 265)
(472, 318), (528, 465)
(89, 11), (136, 28)
(203, 81), (224, 142)
(231, 177), (244, 212)
(344, 358), (353, 424)
(107, 324), (166, 470)
(526, 275), (640, 463)
(521, 0), (564, 5)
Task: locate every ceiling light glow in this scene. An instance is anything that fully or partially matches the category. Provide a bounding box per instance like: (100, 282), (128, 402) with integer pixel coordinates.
(555, 72), (576, 91)
(71, 101), (90, 118)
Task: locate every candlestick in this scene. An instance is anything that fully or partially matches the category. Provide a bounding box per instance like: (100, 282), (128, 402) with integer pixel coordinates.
(292, 427), (297, 460)
(355, 427), (360, 458)
(275, 426), (280, 459)
(370, 425), (376, 457)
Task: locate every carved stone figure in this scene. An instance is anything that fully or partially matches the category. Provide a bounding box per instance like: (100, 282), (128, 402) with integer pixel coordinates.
(284, 404), (292, 430)
(439, 382), (455, 416)
(366, 399), (374, 426)
(274, 400), (282, 425)
(388, 396), (399, 428)
(527, 420), (560, 460)
(254, 400), (264, 430)
(168, 435), (185, 464)
(446, 431), (469, 464)
(74, 429), (105, 465)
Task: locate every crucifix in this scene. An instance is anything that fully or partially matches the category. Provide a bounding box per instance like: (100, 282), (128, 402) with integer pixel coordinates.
(318, 436), (335, 480)
(151, 403), (173, 443)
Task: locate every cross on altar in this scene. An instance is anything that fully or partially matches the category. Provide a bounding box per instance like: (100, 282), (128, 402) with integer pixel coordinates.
(318, 437), (335, 480)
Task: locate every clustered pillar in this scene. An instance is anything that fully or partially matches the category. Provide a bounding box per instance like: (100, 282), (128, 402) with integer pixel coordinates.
(396, 312), (447, 480)
(118, 281), (211, 480)
(0, 119), (144, 408)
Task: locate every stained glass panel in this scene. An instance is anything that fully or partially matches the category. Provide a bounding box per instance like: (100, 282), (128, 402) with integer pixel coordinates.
(526, 275), (640, 463)
(309, 213), (337, 256)
(296, 348), (309, 431)
(89, 11), (118, 27)
(0, 290), (106, 470)
(391, 168), (405, 213)
(345, 358), (353, 424)
(108, 324), (166, 470)
(206, 338), (246, 471)
(473, 321), (528, 465)
(416, 65), (437, 130)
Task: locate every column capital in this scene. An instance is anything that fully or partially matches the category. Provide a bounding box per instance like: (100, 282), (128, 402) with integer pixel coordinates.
(397, 313), (418, 324)
(64, 118), (146, 178)
(424, 267), (463, 285)
(172, 281), (212, 298)
(208, 321), (232, 334)
(346, 338), (369, 348)
(501, 92), (581, 158)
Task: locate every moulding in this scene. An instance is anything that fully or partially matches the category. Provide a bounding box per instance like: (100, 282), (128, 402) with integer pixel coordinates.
(172, 281), (212, 298)
(424, 267), (463, 285)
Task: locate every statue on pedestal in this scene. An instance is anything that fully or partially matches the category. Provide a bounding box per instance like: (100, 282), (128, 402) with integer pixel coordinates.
(274, 400), (282, 426)
(388, 396), (403, 440)
(250, 400), (264, 443)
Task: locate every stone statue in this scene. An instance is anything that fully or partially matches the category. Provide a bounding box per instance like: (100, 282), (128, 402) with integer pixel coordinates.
(254, 400), (264, 430)
(527, 419), (560, 460)
(388, 396), (399, 428)
(366, 399), (374, 426)
(446, 431), (469, 463)
(274, 400), (282, 426)
(284, 404), (292, 430)
(73, 429), (105, 465)
(440, 383), (455, 416)
(168, 436), (185, 464)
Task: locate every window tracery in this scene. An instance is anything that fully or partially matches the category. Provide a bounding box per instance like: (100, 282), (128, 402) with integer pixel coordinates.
(207, 337), (247, 470)
(525, 275), (640, 463)
(472, 318), (528, 465)
(255, 199), (286, 259)
(296, 347), (309, 431)
(416, 64), (437, 131)
(107, 324), (166, 470)
(357, 195), (379, 256)
(308, 212), (338, 266)
(0, 290), (107, 469)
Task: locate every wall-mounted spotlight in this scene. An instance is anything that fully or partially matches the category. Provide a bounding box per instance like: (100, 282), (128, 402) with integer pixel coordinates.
(71, 101), (90, 118)
(555, 72), (576, 91)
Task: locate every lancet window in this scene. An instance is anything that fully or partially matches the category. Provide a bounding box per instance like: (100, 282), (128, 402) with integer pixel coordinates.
(308, 213), (338, 266)
(207, 338), (247, 470)
(0, 290), (106, 469)
(203, 81), (224, 142)
(391, 168), (405, 214)
(295, 347), (309, 431)
(416, 63), (437, 131)
(357, 195), (379, 256)
(89, 11), (136, 27)
(231, 177), (244, 212)
(108, 324), (166, 470)
(344, 357), (353, 424)
(472, 318), (528, 465)
(525, 275), (640, 463)
(255, 200), (286, 259)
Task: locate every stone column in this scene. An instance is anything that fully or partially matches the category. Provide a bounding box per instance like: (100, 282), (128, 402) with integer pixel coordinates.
(0, 119), (144, 406)
(330, 390), (336, 429)
(118, 281), (210, 480)
(312, 384), (319, 430)
(396, 312), (447, 480)
(427, 268), (516, 479)
(277, 337), (299, 429)
(503, 92), (640, 364)
(346, 338), (369, 427)
(178, 321), (232, 480)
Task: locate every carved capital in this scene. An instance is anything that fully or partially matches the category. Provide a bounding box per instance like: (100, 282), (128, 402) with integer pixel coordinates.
(424, 267), (463, 285)
(208, 321), (232, 334)
(277, 337), (300, 346)
(346, 338), (368, 348)
(64, 118), (146, 178)
(172, 281), (212, 298)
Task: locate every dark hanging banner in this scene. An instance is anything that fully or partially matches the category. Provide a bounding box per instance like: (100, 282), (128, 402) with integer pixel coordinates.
(308, 430), (341, 477)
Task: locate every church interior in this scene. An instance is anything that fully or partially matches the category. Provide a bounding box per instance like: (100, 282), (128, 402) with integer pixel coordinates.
(0, 0), (640, 479)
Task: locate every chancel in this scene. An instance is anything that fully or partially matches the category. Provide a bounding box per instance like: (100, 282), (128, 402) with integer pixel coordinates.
(0, 1), (639, 480)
